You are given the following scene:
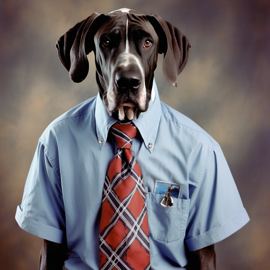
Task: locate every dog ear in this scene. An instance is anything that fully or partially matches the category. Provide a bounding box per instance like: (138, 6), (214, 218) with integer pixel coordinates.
(56, 13), (107, 83)
(147, 14), (191, 86)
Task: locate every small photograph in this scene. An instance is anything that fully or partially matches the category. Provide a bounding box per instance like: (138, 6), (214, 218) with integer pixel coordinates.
(154, 180), (181, 198)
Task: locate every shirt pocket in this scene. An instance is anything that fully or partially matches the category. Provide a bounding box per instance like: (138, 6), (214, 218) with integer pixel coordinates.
(146, 192), (190, 243)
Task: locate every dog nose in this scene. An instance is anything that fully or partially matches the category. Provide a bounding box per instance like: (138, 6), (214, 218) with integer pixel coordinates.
(115, 70), (141, 92)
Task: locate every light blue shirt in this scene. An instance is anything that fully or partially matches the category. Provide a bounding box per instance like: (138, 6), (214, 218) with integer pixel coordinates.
(15, 81), (249, 269)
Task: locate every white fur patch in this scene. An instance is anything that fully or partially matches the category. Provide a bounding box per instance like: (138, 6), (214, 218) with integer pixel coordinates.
(125, 18), (129, 53)
(108, 8), (131, 14)
(107, 68), (116, 114)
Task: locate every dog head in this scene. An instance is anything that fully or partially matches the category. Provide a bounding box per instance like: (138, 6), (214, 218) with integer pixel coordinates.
(56, 8), (191, 121)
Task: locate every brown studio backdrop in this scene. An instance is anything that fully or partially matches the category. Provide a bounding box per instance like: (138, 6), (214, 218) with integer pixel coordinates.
(0, 0), (270, 269)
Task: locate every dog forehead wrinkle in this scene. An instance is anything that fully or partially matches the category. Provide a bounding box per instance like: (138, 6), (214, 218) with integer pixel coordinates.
(96, 15), (126, 37)
(128, 14), (155, 31)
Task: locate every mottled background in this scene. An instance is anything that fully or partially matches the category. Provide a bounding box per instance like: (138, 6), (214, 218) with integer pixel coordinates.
(1, 0), (269, 269)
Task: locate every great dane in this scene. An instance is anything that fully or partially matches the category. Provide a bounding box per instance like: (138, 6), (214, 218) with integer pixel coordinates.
(39, 8), (216, 270)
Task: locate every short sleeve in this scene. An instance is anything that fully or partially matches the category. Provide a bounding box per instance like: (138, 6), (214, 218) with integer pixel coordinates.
(185, 144), (249, 251)
(15, 140), (65, 243)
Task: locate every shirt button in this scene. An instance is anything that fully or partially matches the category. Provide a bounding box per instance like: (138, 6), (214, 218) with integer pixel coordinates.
(148, 143), (153, 149)
(98, 139), (103, 144)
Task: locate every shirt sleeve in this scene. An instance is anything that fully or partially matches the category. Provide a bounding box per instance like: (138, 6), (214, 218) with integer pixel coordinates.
(185, 143), (249, 251)
(15, 140), (65, 243)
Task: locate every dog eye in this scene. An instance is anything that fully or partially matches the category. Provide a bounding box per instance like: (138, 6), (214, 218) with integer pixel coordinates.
(102, 40), (110, 47)
(143, 39), (152, 48)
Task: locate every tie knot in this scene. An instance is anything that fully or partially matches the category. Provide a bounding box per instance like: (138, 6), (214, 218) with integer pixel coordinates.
(111, 123), (137, 149)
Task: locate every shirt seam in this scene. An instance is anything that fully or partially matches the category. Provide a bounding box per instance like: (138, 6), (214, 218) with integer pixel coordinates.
(196, 148), (211, 184)
(160, 103), (219, 148)
(47, 98), (96, 129)
(39, 138), (61, 180)
(48, 111), (92, 128)
(197, 143), (221, 184)
(162, 113), (216, 145)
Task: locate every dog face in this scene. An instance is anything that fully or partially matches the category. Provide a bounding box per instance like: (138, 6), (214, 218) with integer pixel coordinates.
(56, 9), (191, 121)
(94, 9), (159, 120)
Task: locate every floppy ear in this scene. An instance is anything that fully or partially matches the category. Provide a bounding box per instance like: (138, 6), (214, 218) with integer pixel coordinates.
(56, 13), (107, 83)
(148, 14), (191, 86)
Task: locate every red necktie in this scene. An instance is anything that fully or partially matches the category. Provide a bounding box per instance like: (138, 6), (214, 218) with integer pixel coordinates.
(99, 123), (151, 270)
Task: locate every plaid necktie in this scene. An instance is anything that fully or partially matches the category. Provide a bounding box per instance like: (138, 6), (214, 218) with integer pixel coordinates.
(99, 123), (151, 270)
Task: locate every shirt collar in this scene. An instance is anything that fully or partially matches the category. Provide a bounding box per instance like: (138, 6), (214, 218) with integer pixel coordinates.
(95, 79), (161, 153)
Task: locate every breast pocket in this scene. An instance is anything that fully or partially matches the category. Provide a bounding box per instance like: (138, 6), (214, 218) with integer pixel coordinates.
(146, 192), (190, 242)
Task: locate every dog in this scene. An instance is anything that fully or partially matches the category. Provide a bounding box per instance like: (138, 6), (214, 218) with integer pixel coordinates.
(38, 8), (217, 270)
(56, 8), (190, 122)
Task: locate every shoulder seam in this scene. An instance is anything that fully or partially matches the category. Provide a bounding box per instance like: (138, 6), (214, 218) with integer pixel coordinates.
(38, 138), (61, 180)
(48, 97), (96, 128)
(49, 111), (92, 127)
(160, 103), (218, 148)
(196, 148), (211, 184)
